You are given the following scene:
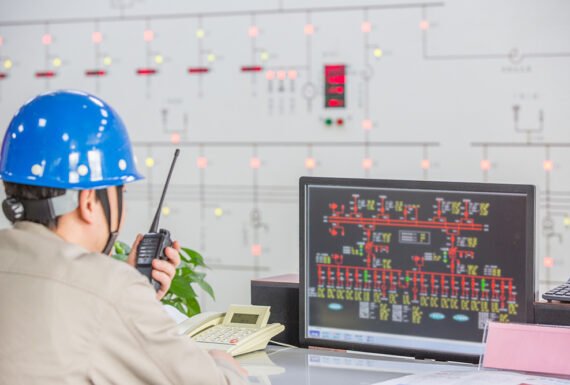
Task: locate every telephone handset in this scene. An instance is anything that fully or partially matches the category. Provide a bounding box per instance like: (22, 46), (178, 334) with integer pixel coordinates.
(176, 305), (285, 356)
(135, 149), (179, 291)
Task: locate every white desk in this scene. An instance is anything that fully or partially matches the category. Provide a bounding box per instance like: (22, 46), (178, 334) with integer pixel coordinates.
(237, 346), (477, 385)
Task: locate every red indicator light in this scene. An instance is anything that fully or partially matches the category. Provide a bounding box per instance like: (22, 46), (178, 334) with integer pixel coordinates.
(265, 70), (275, 80)
(362, 119), (372, 130)
(419, 20), (430, 30)
(35, 71), (56, 78)
(143, 29), (154, 42)
(0, 35), (4, 46)
(248, 26), (259, 38)
(361, 21), (372, 33)
(277, 70), (286, 80)
(325, 64), (346, 109)
(136, 68), (157, 76)
(327, 99), (344, 108)
(251, 244), (262, 257)
(304, 24), (315, 35)
(305, 157), (316, 170)
(241, 66), (263, 72)
(287, 70), (298, 80)
(85, 69), (107, 77)
(421, 159), (430, 170)
(170, 132), (181, 144)
(92, 31), (103, 44)
(42, 33), (52, 45)
(328, 86), (344, 94)
(250, 157), (261, 169)
(196, 156), (208, 169)
(544, 256), (554, 268)
(327, 75), (345, 84)
(543, 160), (554, 171)
(0, 72), (7, 79)
(188, 67), (210, 74)
(336, 118), (344, 126)
(480, 159), (491, 171)
(362, 158), (373, 170)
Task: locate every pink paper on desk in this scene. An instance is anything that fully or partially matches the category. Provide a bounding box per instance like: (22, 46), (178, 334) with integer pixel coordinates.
(482, 322), (570, 376)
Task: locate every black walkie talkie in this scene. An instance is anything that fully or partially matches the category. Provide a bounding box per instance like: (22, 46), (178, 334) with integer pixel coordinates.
(136, 149), (180, 291)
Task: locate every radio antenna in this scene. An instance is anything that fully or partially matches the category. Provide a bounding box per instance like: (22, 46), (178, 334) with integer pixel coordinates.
(149, 149), (180, 233)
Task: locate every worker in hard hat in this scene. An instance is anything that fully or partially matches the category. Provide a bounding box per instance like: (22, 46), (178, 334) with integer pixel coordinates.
(0, 90), (247, 384)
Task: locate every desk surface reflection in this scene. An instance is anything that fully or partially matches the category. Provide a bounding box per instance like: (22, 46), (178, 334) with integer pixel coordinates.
(237, 346), (476, 385)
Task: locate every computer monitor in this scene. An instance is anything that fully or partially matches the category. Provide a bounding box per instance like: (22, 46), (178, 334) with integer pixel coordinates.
(299, 177), (535, 362)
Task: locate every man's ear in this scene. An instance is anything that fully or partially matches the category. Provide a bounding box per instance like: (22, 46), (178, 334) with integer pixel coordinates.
(77, 189), (99, 224)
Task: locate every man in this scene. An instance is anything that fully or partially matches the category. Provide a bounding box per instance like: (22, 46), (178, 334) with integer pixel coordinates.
(0, 90), (248, 384)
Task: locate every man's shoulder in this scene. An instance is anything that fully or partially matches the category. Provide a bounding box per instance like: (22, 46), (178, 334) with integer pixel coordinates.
(0, 223), (152, 305)
(74, 252), (151, 302)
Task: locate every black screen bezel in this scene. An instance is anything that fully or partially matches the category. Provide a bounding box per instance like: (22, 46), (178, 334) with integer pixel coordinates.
(298, 176), (535, 363)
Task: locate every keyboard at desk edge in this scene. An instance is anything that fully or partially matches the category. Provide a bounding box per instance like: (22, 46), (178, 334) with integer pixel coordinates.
(542, 284), (570, 303)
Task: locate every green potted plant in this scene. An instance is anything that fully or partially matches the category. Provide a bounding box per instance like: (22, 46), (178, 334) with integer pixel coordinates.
(113, 241), (214, 317)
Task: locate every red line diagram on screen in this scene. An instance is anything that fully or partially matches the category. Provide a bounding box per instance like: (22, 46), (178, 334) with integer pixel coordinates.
(316, 195), (516, 312)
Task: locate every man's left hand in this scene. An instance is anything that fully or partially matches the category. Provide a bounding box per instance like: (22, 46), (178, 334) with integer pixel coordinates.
(128, 234), (181, 300)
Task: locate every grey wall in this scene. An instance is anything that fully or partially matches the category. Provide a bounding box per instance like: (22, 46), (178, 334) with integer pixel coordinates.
(0, 0), (569, 311)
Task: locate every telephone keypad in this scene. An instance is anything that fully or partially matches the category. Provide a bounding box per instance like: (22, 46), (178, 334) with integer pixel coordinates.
(194, 325), (255, 345)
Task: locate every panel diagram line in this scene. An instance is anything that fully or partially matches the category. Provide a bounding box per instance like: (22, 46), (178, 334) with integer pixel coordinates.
(421, 6), (570, 61)
(471, 142), (570, 148)
(133, 141), (440, 148)
(0, 3), (445, 27)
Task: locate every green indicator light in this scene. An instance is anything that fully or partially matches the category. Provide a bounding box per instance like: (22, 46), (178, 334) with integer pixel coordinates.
(481, 279), (486, 291)
(364, 270), (369, 281)
(325, 118), (333, 126)
(405, 276), (410, 283)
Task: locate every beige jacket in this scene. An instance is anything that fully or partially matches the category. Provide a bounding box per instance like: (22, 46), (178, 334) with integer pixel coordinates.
(0, 222), (248, 385)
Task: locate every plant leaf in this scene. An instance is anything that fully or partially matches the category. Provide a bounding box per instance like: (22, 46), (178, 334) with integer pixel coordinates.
(194, 280), (215, 300)
(187, 270), (206, 281)
(169, 276), (197, 299)
(173, 301), (187, 316)
(112, 253), (129, 262)
(114, 241), (131, 255)
(183, 295), (201, 317)
(112, 239), (215, 316)
(181, 247), (207, 268)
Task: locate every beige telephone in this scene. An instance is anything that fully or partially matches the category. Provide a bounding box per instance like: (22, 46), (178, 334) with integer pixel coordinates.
(176, 304), (285, 357)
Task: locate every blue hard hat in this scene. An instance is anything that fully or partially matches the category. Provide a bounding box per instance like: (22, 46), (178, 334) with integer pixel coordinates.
(0, 90), (143, 189)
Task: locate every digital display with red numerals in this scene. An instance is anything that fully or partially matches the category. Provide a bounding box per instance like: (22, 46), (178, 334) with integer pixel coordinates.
(324, 64), (346, 109)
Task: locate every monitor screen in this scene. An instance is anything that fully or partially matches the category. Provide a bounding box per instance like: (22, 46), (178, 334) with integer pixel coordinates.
(299, 177), (535, 362)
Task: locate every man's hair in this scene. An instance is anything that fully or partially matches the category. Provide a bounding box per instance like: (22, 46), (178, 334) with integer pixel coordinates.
(3, 181), (66, 229)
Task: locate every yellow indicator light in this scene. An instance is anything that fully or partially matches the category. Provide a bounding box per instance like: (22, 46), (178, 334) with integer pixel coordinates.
(52, 57), (62, 67)
(145, 157), (155, 168)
